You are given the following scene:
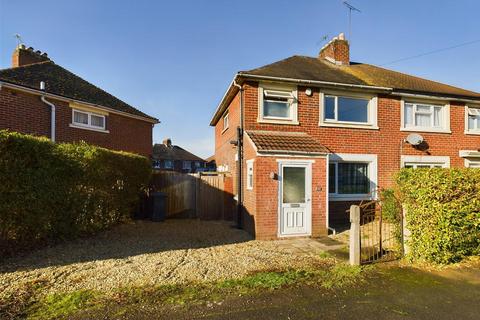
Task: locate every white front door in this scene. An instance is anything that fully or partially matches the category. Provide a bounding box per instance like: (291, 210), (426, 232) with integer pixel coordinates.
(279, 162), (312, 236)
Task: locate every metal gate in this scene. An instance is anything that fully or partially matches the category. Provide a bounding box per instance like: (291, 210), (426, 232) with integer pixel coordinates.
(358, 200), (403, 264)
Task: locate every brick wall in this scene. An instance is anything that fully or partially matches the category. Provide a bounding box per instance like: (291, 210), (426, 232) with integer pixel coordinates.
(0, 87), (153, 157)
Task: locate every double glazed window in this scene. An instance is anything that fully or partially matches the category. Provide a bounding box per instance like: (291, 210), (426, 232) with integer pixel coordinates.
(324, 95), (370, 123)
(72, 109), (106, 130)
(183, 161), (191, 170)
(467, 107), (480, 132)
(164, 160), (173, 169)
(259, 86), (297, 123)
(223, 113), (229, 131)
(329, 162), (370, 195)
(403, 163), (444, 169)
(403, 102), (445, 130)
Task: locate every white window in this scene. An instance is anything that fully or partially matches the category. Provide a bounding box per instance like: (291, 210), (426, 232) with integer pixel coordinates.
(223, 113), (229, 131)
(164, 160), (173, 169)
(401, 155), (450, 168)
(183, 161), (191, 170)
(329, 154), (377, 201)
(402, 101), (449, 132)
(258, 85), (298, 124)
(72, 109), (106, 131)
(246, 160), (254, 190)
(320, 92), (377, 129)
(466, 160), (480, 168)
(465, 106), (480, 134)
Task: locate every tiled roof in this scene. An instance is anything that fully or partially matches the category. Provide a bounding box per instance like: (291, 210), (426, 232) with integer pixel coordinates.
(247, 130), (328, 155)
(152, 143), (205, 162)
(241, 55), (480, 99)
(0, 61), (157, 120)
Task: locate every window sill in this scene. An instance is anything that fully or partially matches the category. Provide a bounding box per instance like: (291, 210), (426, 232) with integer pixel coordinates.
(319, 122), (379, 130)
(257, 118), (299, 125)
(221, 127), (229, 134)
(69, 123), (109, 133)
(400, 127), (451, 134)
(329, 194), (374, 202)
(464, 131), (480, 136)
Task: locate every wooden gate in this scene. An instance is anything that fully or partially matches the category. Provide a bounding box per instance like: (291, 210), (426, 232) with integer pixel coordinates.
(358, 200), (403, 264)
(150, 171), (234, 220)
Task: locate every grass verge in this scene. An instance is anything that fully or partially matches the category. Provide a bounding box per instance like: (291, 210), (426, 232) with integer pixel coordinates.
(1, 263), (369, 319)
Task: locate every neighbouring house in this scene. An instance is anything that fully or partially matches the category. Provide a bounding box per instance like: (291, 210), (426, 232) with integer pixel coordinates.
(205, 155), (217, 171)
(210, 33), (480, 240)
(0, 44), (158, 157)
(152, 138), (207, 173)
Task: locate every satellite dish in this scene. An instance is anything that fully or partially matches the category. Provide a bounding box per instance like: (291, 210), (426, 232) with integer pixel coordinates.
(406, 133), (424, 146)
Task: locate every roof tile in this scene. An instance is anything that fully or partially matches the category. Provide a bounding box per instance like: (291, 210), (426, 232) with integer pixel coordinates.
(247, 130), (328, 155)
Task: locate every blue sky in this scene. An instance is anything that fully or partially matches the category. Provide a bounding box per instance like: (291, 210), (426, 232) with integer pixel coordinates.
(1, 0), (479, 158)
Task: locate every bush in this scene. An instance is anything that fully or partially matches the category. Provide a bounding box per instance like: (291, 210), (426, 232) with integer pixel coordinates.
(0, 130), (151, 255)
(396, 168), (480, 264)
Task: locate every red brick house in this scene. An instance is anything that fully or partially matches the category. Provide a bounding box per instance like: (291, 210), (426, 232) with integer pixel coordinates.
(210, 33), (480, 240)
(0, 45), (158, 157)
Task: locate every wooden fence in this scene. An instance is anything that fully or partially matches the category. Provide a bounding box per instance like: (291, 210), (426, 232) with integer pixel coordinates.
(150, 171), (234, 220)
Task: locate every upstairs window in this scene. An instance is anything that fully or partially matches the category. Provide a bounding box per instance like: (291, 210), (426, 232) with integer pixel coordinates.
(466, 106), (480, 133)
(72, 109), (106, 130)
(402, 101), (448, 132)
(320, 92), (377, 129)
(258, 86), (298, 124)
(324, 96), (369, 123)
(223, 113), (229, 131)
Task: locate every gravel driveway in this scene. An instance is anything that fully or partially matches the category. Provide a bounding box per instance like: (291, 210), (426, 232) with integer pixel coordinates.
(0, 220), (331, 298)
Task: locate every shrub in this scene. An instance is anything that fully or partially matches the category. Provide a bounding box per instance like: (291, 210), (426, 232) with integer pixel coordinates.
(396, 168), (480, 264)
(0, 130), (151, 255)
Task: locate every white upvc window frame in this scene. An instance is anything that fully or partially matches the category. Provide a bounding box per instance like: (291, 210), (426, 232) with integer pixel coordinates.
(183, 160), (191, 170)
(319, 90), (378, 130)
(401, 155), (450, 168)
(246, 159), (254, 190)
(222, 113), (229, 132)
(258, 83), (298, 125)
(328, 153), (378, 201)
(459, 150), (480, 167)
(71, 109), (108, 132)
(465, 159), (480, 168)
(164, 160), (174, 169)
(400, 99), (450, 133)
(465, 104), (480, 135)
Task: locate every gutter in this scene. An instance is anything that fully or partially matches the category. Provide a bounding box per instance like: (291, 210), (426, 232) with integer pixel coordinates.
(238, 73), (393, 91)
(210, 73), (392, 125)
(0, 80), (159, 124)
(391, 91), (480, 104)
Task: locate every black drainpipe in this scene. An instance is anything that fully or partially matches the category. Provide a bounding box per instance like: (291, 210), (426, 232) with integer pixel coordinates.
(233, 80), (244, 229)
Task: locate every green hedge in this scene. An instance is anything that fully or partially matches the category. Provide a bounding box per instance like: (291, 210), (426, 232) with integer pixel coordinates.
(396, 168), (480, 264)
(0, 130), (151, 255)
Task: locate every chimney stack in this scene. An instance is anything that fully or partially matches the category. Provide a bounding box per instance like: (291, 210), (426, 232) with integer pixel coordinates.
(318, 33), (350, 65)
(12, 44), (51, 68)
(163, 138), (172, 147)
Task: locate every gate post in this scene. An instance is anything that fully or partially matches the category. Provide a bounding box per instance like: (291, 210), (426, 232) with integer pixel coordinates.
(349, 205), (361, 266)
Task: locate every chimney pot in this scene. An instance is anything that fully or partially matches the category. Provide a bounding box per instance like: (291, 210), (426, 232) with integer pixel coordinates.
(11, 44), (51, 67)
(318, 33), (350, 65)
(163, 138), (172, 147)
